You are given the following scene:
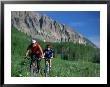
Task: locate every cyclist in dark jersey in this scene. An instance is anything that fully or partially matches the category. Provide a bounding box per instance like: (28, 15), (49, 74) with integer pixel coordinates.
(43, 44), (54, 68)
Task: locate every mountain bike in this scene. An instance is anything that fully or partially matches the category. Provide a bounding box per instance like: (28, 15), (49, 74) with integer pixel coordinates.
(25, 56), (41, 77)
(44, 57), (53, 77)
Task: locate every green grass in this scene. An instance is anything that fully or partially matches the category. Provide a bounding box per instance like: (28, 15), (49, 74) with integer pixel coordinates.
(45, 54), (99, 77)
(11, 27), (100, 77)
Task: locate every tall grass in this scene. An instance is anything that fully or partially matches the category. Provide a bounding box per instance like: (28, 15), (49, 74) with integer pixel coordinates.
(11, 27), (100, 77)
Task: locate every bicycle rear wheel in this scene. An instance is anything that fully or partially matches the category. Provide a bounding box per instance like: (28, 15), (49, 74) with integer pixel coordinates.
(44, 59), (50, 77)
(30, 60), (40, 77)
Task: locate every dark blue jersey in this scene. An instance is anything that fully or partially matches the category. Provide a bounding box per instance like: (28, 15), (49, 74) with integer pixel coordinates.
(44, 49), (54, 58)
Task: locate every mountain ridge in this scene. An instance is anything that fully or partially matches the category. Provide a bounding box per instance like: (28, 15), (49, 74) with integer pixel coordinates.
(11, 11), (96, 47)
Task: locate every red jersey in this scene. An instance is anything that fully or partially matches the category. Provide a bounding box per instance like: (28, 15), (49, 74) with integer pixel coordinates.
(31, 44), (42, 57)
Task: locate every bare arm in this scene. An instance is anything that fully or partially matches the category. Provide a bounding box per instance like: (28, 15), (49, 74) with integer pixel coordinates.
(25, 44), (32, 57)
(25, 50), (30, 57)
(51, 53), (54, 58)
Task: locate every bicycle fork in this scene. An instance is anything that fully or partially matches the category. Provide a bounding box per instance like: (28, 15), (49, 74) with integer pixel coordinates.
(31, 62), (38, 77)
(45, 59), (50, 77)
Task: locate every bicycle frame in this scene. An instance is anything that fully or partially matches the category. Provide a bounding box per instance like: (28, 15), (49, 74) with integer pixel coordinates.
(29, 57), (41, 77)
(31, 60), (37, 76)
(44, 58), (50, 77)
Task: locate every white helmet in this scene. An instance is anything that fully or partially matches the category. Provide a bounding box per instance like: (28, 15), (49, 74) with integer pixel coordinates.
(32, 39), (36, 44)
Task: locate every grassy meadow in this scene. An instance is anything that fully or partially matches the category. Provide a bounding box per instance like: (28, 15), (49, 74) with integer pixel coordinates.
(11, 27), (100, 77)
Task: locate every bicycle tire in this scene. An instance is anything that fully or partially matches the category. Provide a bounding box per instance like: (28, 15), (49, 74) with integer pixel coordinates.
(30, 60), (39, 77)
(45, 59), (50, 77)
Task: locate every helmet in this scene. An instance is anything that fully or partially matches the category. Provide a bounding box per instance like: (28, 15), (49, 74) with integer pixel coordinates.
(32, 39), (36, 44)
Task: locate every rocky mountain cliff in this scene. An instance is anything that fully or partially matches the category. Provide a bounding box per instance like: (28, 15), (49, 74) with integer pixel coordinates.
(11, 11), (96, 47)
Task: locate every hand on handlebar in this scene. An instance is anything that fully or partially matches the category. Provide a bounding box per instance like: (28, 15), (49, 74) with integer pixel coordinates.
(42, 56), (45, 59)
(41, 55), (45, 59)
(51, 56), (53, 59)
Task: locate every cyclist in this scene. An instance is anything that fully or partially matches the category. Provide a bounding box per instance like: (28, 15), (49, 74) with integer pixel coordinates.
(25, 39), (44, 73)
(43, 44), (54, 70)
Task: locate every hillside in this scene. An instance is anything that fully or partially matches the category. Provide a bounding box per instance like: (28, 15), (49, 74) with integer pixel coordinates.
(11, 11), (96, 47)
(11, 27), (100, 77)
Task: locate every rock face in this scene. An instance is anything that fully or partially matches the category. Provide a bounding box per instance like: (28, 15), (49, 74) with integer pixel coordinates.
(11, 11), (95, 46)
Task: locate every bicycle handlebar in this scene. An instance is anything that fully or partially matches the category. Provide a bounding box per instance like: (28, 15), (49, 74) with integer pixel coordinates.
(42, 57), (54, 59)
(25, 56), (54, 60)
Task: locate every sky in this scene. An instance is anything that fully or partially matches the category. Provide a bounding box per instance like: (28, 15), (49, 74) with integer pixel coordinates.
(34, 11), (100, 48)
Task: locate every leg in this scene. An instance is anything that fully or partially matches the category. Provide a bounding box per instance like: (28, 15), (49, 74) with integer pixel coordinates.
(30, 56), (33, 70)
(30, 60), (35, 76)
(45, 59), (49, 72)
(44, 59), (48, 77)
(31, 55), (36, 67)
(37, 58), (41, 73)
(31, 55), (37, 76)
(46, 60), (49, 69)
(30, 59), (32, 70)
(49, 59), (52, 68)
(47, 59), (50, 72)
